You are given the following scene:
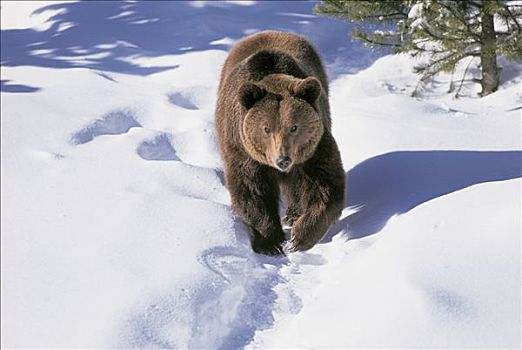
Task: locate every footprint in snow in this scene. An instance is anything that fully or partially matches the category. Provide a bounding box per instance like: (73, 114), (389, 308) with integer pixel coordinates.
(167, 92), (199, 110)
(194, 246), (290, 349)
(137, 133), (179, 161)
(71, 109), (140, 145)
(200, 246), (252, 282)
(122, 246), (302, 349)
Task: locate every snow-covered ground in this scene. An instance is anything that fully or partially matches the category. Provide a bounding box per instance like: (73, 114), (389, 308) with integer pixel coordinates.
(1, 1), (521, 348)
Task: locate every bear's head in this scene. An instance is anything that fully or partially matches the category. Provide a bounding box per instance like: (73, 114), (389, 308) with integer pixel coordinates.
(238, 74), (324, 172)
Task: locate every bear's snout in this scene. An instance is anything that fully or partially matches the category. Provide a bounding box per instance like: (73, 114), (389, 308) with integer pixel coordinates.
(276, 156), (292, 171)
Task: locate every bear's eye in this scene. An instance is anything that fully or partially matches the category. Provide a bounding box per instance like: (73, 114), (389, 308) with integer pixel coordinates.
(290, 125), (298, 133)
(264, 127), (271, 134)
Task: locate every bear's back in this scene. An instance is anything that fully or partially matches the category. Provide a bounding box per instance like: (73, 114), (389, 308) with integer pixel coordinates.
(220, 31), (328, 94)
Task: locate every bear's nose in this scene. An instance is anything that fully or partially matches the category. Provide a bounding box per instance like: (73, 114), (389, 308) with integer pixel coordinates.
(276, 156), (292, 170)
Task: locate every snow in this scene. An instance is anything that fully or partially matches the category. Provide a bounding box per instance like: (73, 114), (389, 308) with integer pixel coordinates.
(0, 1), (73, 31)
(210, 37), (237, 47)
(2, 1), (521, 348)
(408, 3), (424, 20)
(252, 178), (521, 348)
(495, 1), (522, 34)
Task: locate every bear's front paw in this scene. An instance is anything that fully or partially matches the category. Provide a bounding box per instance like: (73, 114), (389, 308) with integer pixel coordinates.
(281, 215), (294, 228)
(287, 222), (317, 252)
(281, 209), (301, 228)
(287, 236), (315, 252)
(252, 233), (285, 256)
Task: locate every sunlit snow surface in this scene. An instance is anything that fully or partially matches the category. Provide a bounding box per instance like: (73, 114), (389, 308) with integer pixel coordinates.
(1, 1), (521, 348)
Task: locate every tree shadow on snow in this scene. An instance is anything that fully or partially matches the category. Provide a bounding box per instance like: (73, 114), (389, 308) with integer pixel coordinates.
(324, 150), (522, 242)
(1, 79), (41, 93)
(1, 1), (383, 92)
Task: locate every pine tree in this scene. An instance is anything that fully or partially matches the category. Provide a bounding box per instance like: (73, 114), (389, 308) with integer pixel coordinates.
(315, 0), (522, 97)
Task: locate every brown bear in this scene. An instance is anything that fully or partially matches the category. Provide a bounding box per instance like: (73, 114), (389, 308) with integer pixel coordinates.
(215, 31), (345, 255)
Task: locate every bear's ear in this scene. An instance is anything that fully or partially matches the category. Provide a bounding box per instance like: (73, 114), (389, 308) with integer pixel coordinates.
(290, 77), (321, 105)
(238, 83), (266, 109)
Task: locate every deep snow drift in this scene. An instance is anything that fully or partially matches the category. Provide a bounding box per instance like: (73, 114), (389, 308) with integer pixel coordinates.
(1, 1), (521, 348)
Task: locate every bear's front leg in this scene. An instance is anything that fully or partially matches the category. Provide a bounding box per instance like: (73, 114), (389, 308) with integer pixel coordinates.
(226, 165), (286, 255)
(287, 150), (345, 251)
(281, 179), (304, 228)
(289, 202), (341, 252)
(289, 183), (344, 251)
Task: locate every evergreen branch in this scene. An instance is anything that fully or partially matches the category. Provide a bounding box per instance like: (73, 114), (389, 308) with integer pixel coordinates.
(504, 4), (522, 32)
(436, 2), (482, 41)
(360, 12), (409, 20)
(416, 50), (478, 76)
(468, 1), (483, 9)
(412, 50), (475, 97)
(415, 52), (460, 73)
(355, 31), (404, 48)
(318, 11), (407, 21)
(420, 21), (476, 44)
(455, 56), (476, 98)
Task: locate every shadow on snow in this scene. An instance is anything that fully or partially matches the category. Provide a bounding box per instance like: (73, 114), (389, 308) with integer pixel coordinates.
(1, 0), (382, 92)
(324, 150), (522, 242)
(1, 79), (41, 93)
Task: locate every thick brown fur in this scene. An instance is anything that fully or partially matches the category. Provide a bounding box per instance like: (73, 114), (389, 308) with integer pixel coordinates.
(215, 31), (345, 254)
